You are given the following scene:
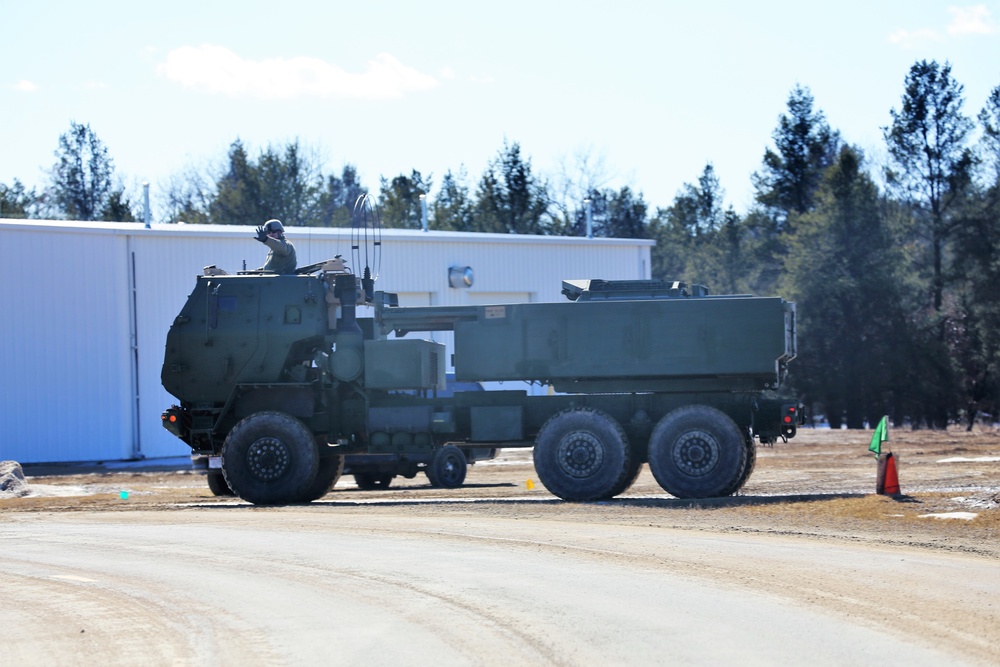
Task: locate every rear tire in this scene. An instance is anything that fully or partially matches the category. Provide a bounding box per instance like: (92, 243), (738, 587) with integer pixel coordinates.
(206, 469), (234, 496)
(604, 457), (644, 498)
(221, 411), (319, 505)
(647, 405), (747, 499)
(426, 445), (467, 488)
(533, 407), (633, 501)
(724, 433), (756, 496)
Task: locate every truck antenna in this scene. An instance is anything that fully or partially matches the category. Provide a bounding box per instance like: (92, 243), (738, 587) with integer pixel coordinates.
(351, 194), (381, 302)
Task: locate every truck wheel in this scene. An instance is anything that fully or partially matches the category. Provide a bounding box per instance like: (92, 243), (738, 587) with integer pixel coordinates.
(604, 456), (644, 498)
(533, 407), (634, 501)
(722, 433), (756, 496)
(647, 405), (747, 499)
(354, 472), (394, 490)
(221, 411), (319, 505)
(298, 454), (345, 502)
(206, 469), (235, 496)
(426, 445), (467, 488)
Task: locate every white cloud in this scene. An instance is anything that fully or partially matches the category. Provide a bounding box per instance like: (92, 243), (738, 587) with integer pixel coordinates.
(157, 45), (439, 100)
(13, 80), (39, 92)
(947, 4), (997, 35)
(888, 27), (942, 48)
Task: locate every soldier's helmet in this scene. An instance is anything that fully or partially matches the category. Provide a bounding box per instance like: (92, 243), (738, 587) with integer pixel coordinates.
(264, 219), (284, 234)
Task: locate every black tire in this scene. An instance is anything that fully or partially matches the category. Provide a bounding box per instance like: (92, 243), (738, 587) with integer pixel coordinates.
(647, 405), (747, 499)
(206, 469), (235, 496)
(724, 432), (757, 496)
(221, 411), (319, 505)
(533, 407), (633, 501)
(354, 472), (394, 490)
(426, 445), (467, 488)
(298, 454), (345, 502)
(604, 456), (644, 498)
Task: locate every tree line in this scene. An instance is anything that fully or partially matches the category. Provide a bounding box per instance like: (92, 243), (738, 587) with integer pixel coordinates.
(4, 59), (1000, 430)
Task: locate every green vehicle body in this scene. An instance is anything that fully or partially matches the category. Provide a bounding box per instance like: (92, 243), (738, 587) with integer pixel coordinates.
(161, 261), (801, 505)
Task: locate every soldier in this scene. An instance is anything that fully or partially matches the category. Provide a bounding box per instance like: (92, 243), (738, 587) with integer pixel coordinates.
(254, 219), (297, 274)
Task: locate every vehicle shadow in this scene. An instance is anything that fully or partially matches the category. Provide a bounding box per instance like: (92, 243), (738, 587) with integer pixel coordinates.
(612, 492), (870, 509)
(181, 491), (870, 510)
(341, 482), (521, 491)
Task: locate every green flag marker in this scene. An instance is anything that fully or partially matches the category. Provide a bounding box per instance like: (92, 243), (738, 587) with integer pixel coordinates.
(868, 415), (888, 458)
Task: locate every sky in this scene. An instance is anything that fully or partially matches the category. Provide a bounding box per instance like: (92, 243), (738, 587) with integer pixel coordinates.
(2, 1), (999, 220)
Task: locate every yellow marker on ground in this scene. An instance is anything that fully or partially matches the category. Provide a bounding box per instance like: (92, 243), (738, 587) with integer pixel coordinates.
(526, 479), (535, 490)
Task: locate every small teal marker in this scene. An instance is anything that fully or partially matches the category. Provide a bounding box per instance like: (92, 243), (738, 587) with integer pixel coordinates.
(119, 490), (129, 500)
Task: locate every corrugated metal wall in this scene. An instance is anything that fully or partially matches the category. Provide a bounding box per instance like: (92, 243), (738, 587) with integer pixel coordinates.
(0, 220), (652, 464)
(1, 224), (136, 462)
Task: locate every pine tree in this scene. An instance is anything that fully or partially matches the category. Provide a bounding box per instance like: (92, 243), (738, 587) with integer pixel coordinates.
(474, 141), (551, 234)
(753, 85), (841, 225)
(782, 147), (910, 428)
(379, 170), (432, 229)
(210, 140), (261, 225)
(48, 122), (115, 221)
(884, 60), (975, 313)
(433, 168), (474, 231)
(0, 179), (36, 219)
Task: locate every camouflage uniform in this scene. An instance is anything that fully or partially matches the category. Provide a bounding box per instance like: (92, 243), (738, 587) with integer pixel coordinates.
(261, 235), (297, 274)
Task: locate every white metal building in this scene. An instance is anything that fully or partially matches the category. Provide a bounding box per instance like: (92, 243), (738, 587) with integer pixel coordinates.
(0, 220), (653, 464)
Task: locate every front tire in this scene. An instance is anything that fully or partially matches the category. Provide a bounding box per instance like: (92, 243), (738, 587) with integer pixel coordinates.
(221, 411), (319, 505)
(647, 405), (747, 499)
(533, 407), (633, 501)
(298, 454), (345, 502)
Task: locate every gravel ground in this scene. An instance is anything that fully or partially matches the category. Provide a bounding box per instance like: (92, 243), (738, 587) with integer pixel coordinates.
(4, 428), (999, 559)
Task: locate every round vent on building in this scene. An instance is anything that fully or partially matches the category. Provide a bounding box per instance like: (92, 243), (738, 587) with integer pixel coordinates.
(448, 266), (474, 289)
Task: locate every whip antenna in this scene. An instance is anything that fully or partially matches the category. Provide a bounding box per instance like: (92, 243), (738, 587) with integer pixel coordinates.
(351, 193), (381, 302)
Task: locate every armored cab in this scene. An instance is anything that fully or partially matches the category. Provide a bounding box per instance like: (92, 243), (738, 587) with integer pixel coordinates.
(162, 273), (330, 404)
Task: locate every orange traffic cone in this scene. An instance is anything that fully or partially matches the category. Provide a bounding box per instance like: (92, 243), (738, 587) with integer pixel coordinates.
(876, 454), (887, 494)
(877, 452), (901, 496)
(883, 452), (900, 496)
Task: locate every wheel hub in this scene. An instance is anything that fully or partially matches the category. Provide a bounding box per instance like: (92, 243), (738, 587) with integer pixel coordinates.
(247, 437), (291, 481)
(557, 431), (604, 478)
(441, 457), (459, 479)
(673, 430), (719, 477)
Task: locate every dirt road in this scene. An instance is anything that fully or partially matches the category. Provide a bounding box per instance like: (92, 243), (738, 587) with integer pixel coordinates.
(1, 509), (993, 666)
(2, 428), (999, 665)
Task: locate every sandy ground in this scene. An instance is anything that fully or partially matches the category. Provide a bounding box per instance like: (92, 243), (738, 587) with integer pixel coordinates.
(4, 428), (999, 560)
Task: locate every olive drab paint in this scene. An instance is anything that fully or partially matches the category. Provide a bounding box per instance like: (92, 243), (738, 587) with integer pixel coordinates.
(162, 265), (802, 505)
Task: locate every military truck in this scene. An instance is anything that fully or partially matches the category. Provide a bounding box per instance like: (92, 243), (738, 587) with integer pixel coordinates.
(161, 254), (801, 506)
